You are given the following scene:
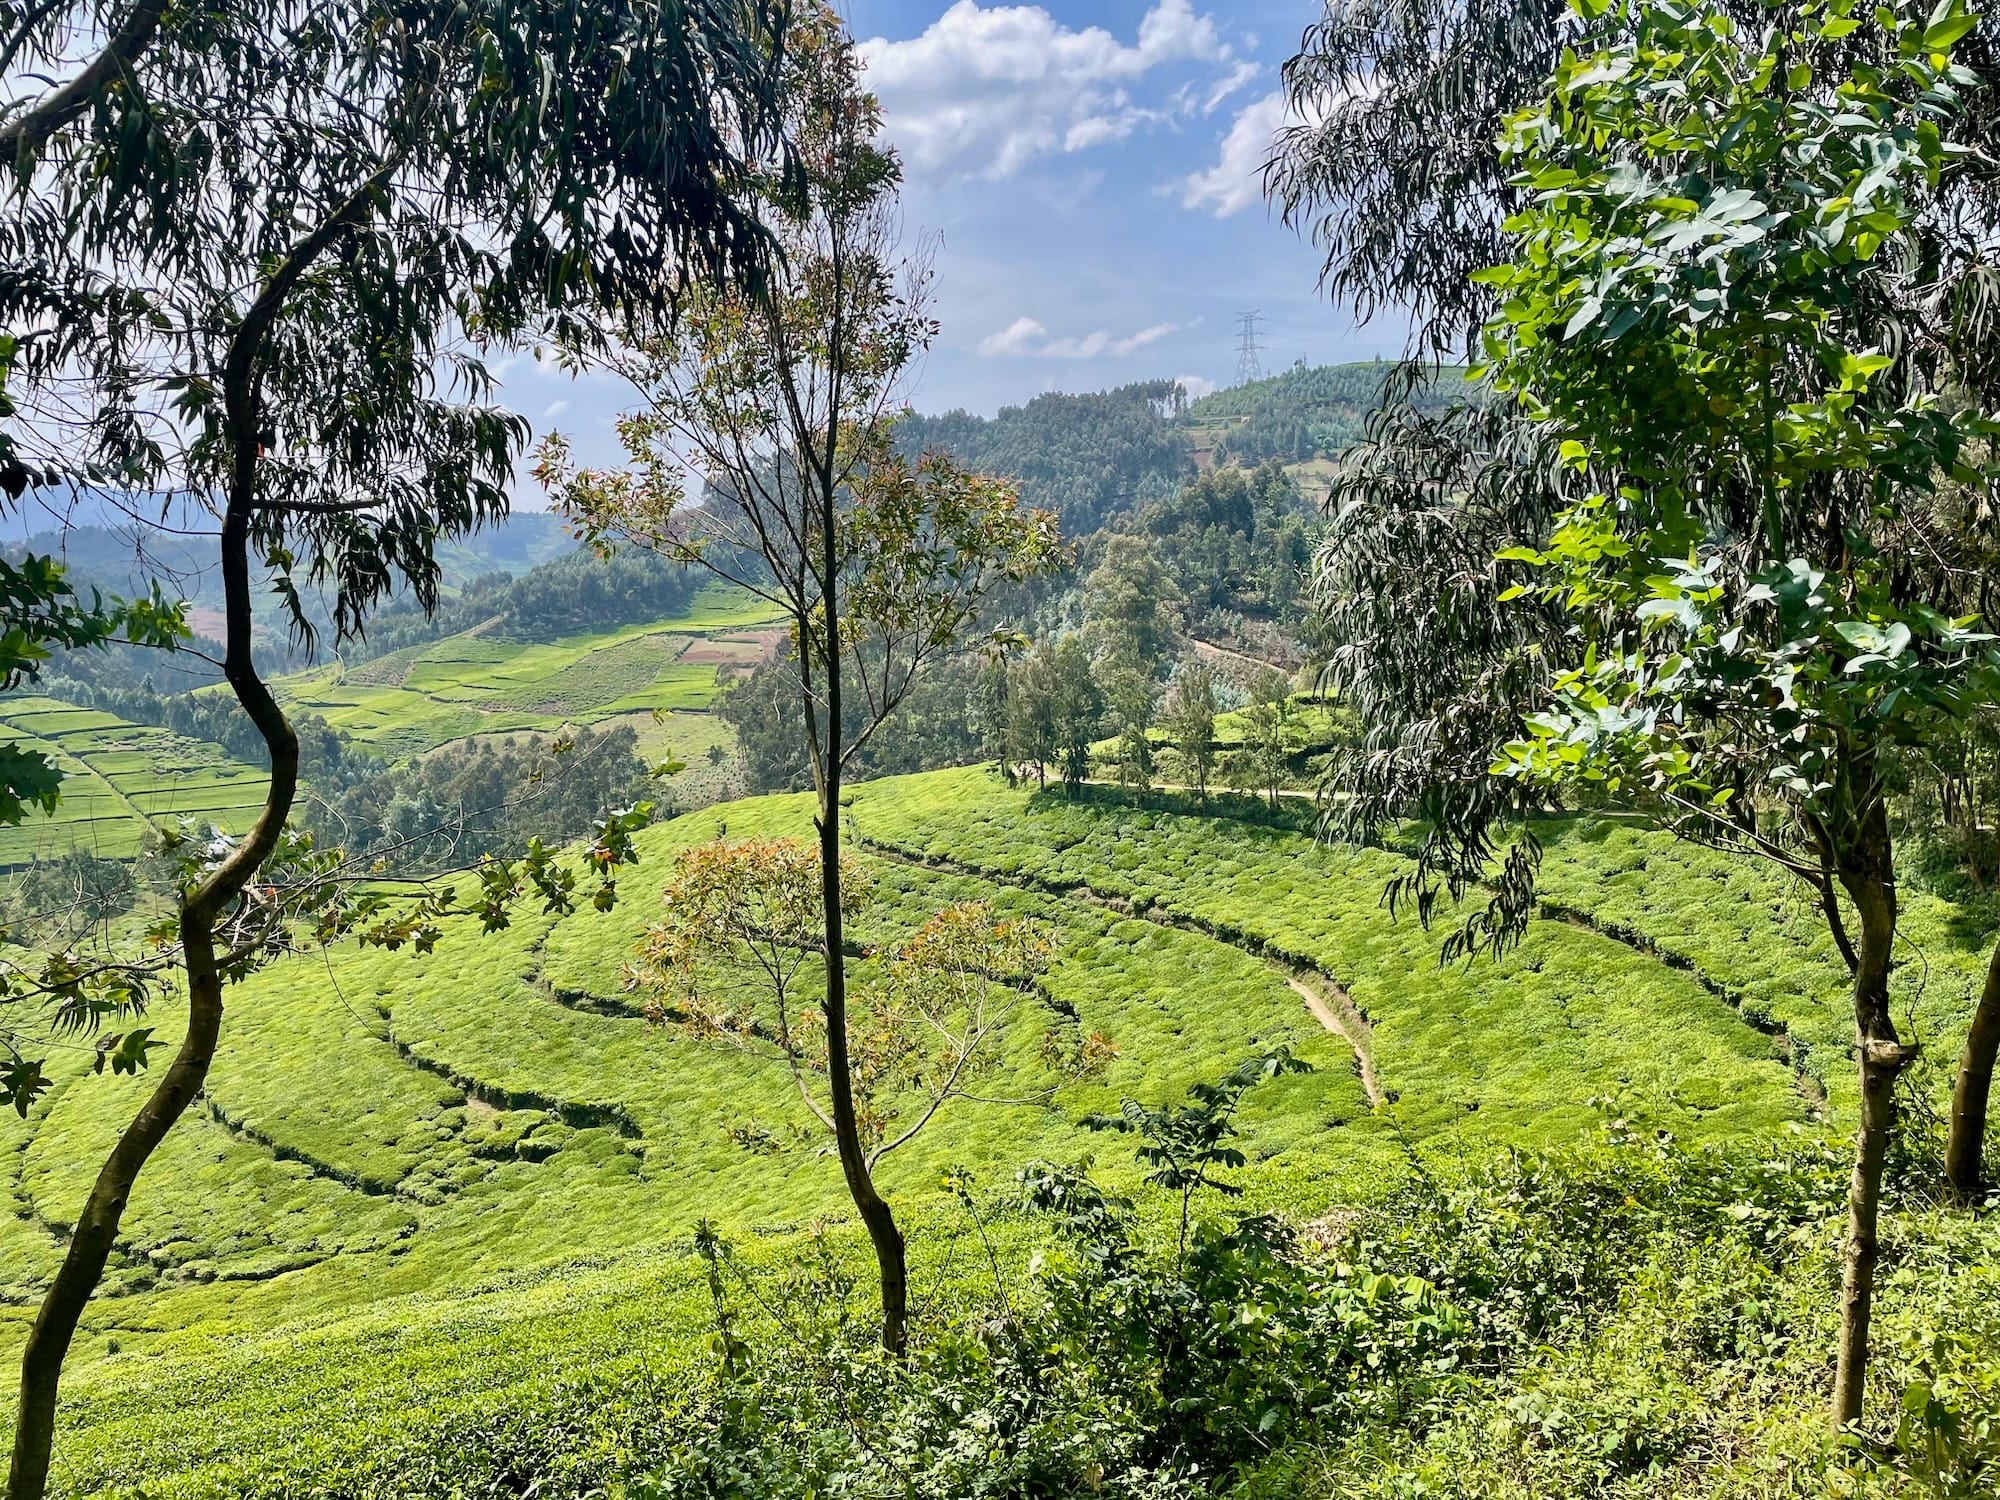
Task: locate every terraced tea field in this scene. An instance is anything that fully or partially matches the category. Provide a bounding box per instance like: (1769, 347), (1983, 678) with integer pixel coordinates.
(0, 698), (268, 866)
(0, 585), (783, 867)
(270, 582), (784, 763)
(4, 763), (1979, 1496)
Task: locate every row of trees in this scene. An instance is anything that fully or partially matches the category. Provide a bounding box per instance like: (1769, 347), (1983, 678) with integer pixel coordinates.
(1279, 0), (2000, 1430)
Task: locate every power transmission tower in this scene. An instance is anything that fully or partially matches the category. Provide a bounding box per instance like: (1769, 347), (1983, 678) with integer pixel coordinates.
(1235, 310), (1266, 385)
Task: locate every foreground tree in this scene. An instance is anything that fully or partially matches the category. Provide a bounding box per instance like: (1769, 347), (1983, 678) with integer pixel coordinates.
(1279, 0), (2000, 1184)
(536, 6), (1062, 1352)
(0, 0), (786, 1490)
(1461, 0), (1998, 1426)
(636, 837), (1053, 1164)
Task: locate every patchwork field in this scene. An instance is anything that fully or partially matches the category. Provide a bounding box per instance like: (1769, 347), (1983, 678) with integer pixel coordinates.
(0, 698), (269, 866)
(271, 582), (785, 764)
(1, 764), (1982, 1495)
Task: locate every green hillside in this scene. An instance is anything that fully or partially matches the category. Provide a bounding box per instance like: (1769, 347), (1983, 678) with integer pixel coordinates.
(0, 584), (783, 870)
(0, 698), (268, 866)
(269, 582), (784, 765)
(4, 765), (1987, 1495)
(1179, 361), (1473, 468)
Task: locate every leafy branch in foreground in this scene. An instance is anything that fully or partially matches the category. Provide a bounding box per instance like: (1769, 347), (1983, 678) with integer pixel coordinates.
(0, 0), (786, 1485)
(631, 836), (1056, 1171)
(1471, 0), (1999, 1429)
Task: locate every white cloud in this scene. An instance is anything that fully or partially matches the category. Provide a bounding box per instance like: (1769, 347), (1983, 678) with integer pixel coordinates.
(541, 399), (570, 419)
(1174, 373), (1217, 400)
(861, 0), (1234, 181)
(978, 316), (1049, 357)
(977, 316), (1178, 360)
(1180, 88), (1286, 217)
(1202, 60), (1259, 114)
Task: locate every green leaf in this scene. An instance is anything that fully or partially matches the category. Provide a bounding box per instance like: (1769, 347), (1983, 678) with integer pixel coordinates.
(1923, 9), (1977, 48)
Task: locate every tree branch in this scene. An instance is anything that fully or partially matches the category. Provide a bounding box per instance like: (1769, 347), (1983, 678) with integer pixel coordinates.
(0, 0), (166, 159)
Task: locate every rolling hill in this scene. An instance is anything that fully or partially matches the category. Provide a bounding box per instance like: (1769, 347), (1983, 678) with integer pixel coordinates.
(2, 765), (1989, 1496)
(266, 581), (784, 766)
(0, 698), (270, 865)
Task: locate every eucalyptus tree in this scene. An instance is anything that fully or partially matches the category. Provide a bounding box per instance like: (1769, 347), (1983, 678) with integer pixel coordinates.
(1161, 662), (1219, 802)
(1053, 637), (1107, 796)
(0, 0), (787, 1491)
(1425, 0), (1996, 1427)
(1269, 0), (2000, 365)
(1285, 0), (2000, 1205)
(536, 5), (1063, 1353)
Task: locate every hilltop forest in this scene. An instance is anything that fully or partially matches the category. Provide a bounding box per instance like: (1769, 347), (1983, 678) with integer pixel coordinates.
(0, 2), (1995, 1500)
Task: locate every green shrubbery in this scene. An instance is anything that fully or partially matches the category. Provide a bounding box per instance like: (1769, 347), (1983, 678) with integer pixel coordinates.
(628, 1119), (1995, 1500)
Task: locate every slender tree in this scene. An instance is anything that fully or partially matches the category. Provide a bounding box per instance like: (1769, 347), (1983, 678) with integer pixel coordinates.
(1462, 0), (1997, 1426)
(1085, 534), (1180, 679)
(636, 838), (1053, 1166)
(1106, 663), (1158, 798)
(536, 6), (1062, 1352)
(1947, 947), (2000, 1201)
(1052, 637), (1106, 798)
(1007, 643), (1062, 791)
(1161, 662), (1219, 802)
(0, 1), (786, 1490)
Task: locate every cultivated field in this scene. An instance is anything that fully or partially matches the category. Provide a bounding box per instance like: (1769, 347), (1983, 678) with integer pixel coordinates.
(0, 698), (268, 866)
(270, 582), (785, 764)
(0, 584), (785, 869)
(1, 764), (1975, 1495)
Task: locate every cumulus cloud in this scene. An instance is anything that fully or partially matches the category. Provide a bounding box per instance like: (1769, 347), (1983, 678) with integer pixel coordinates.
(978, 316), (1178, 360)
(1180, 88), (1286, 217)
(861, 0), (1234, 181)
(1174, 373), (1217, 400)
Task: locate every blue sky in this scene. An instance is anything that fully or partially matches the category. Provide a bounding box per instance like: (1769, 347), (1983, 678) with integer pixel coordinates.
(509, 1), (1402, 485)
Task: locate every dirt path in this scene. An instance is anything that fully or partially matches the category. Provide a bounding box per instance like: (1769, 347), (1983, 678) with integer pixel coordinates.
(1285, 973), (1384, 1108)
(1186, 637), (1297, 678)
(856, 833), (1385, 1109)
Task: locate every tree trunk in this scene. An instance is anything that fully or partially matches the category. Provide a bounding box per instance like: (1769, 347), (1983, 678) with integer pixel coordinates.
(812, 500), (907, 1355)
(817, 775), (908, 1353)
(6, 380), (298, 1500)
(1829, 771), (1912, 1432)
(6, 934), (222, 1500)
(1944, 938), (2000, 1204)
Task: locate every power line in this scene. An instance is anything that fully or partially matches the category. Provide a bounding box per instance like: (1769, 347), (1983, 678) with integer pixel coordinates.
(1235, 310), (1266, 385)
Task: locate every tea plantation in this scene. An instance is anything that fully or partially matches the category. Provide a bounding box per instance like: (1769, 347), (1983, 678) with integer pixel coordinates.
(0, 583), (784, 873)
(0, 698), (269, 865)
(266, 582), (784, 763)
(3, 764), (1988, 1496)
